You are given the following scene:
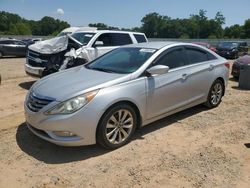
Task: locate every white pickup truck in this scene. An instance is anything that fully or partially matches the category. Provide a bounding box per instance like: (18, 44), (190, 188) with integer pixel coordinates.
(25, 30), (148, 77)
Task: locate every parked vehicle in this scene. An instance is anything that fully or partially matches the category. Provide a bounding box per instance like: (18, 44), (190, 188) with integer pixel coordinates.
(25, 42), (229, 149)
(25, 30), (148, 77)
(22, 38), (43, 46)
(231, 54), (250, 78)
(0, 38), (28, 58)
(193, 42), (217, 52)
(216, 41), (248, 59)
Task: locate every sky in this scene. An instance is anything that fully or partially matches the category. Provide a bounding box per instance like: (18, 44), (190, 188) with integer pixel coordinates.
(0, 0), (250, 28)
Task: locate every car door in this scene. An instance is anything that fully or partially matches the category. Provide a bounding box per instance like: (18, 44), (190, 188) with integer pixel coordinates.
(146, 46), (190, 119)
(14, 41), (27, 56)
(90, 33), (133, 60)
(182, 46), (215, 103)
(1, 40), (15, 55)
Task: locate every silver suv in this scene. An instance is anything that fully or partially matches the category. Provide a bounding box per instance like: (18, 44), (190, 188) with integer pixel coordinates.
(25, 42), (229, 149)
(25, 30), (147, 77)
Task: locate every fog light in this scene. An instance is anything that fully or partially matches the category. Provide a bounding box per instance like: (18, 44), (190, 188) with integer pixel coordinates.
(53, 131), (76, 137)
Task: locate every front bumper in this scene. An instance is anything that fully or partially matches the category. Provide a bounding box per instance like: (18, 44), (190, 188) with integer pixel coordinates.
(24, 101), (101, 146)
(25, 63), (44, 78)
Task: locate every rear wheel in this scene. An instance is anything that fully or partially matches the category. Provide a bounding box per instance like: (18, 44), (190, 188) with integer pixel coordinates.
(96, 104), (137, 149)
(0, 51), (3, 58)
(205, 79), (224, 108)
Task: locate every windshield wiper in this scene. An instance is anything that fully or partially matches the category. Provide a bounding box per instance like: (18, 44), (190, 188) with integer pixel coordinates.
(90, 67), (116, 73)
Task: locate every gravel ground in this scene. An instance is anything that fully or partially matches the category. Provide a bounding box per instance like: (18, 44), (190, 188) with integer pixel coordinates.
(0, 58), (249, 188)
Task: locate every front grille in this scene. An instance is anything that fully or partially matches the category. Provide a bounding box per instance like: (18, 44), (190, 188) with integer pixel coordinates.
(27, 58), (46, 67)
(28, 50), (40, 59)
(27, 92), (53, 112)
(27, 50), (48, 68)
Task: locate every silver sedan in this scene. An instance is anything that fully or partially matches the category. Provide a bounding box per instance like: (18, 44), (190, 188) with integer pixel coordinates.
(24, 42), (229, 149)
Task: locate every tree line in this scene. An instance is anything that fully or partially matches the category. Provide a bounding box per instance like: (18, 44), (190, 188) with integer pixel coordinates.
(0, 10), (250, 38)
(0, 11), (69, 36)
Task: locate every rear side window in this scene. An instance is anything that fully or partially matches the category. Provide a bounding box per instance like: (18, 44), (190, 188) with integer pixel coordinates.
(154, 47), (187, 69)
(186, 47), (210, 64)
(134, 34), (147, 43)
(110, 33), (132, 46)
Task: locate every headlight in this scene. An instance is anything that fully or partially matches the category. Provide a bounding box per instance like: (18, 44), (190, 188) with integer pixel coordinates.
(45, 90), (98, 115)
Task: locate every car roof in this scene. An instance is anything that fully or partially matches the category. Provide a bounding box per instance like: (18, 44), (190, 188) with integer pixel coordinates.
(123, 41), (180, 49)
(0, 38), (21, 42)
(73, 30), (146, 35)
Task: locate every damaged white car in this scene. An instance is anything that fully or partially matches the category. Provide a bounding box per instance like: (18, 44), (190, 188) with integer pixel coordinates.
(25, 30), (148, 77)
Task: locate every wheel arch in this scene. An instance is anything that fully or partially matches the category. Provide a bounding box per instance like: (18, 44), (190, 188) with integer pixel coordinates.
(96, 100), (142, 135)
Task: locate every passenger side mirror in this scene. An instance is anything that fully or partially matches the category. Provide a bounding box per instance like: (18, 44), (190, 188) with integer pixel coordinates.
(146, 65), (169, 76)
(94, 41), (104, 47)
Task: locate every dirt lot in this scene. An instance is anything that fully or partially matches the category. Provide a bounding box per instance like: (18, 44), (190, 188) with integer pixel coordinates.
(0, 58), (249, 188)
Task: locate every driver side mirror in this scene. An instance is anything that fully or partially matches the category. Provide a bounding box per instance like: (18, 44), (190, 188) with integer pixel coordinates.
(146, 65), (169, 76)
(94, 41), (104, 47)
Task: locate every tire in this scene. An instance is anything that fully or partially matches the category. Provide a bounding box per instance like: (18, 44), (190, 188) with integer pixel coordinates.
(205, 79), (224, 108)
(0, 51), (3, 58)
(96, 104), (137, 149)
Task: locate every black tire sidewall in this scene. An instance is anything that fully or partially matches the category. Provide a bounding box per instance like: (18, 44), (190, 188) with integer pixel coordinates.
(96, 104), (137, 149)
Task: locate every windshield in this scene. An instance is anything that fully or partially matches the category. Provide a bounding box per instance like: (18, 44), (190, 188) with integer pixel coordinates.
(57, 32), (72, 37)
(70, 32), (95, 45)
(218, 42), (238, 49)
(86, 47), (156, 74)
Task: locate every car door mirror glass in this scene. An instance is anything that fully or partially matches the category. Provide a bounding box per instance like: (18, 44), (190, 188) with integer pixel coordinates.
(146, 65), (169, 76)
(94, 41), (104, 47)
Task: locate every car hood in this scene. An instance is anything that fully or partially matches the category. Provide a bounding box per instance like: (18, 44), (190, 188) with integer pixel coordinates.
(28, 35), (82, 54)
(31, 66), (131, 101)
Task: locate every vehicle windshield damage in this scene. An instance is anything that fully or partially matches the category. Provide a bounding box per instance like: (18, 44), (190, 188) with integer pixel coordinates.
(86, 47), (156, 74)
(70, 32), (95, 45)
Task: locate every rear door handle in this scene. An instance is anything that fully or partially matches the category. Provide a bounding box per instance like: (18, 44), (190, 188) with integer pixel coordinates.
(182, 73), (189, 80)
(209, 64), (214, 70)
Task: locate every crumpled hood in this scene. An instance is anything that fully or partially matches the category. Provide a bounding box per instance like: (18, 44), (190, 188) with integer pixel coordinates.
(31, 66), (131, 101)
(28, 35), (82, 54)
(28, 36), (68, 54)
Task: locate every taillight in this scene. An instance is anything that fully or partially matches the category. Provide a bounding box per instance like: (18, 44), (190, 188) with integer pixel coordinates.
(224, 62), (230, 69)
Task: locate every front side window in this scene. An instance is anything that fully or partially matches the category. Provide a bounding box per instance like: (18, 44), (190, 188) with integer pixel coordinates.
(110, 33), (132, 46)
(71, 32), (95, 45)
(154, 48), (187, 69)
(95, 33), (112, 46)
(86, 47), (156, 74)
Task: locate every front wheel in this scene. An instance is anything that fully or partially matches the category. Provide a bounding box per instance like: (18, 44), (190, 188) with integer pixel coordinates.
(205, 79), (224, 108)
(96, 104), (137, 149)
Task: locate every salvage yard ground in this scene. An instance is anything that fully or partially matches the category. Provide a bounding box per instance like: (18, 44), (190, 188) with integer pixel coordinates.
(0, 58), (249, 188)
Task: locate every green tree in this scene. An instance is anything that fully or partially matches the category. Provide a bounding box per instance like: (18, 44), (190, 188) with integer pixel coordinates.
(141, 12), (168, 37)
(243, 19), (250, 38)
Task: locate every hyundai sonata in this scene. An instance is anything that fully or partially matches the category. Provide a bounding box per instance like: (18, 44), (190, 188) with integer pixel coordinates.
(25, 42), (229, 149)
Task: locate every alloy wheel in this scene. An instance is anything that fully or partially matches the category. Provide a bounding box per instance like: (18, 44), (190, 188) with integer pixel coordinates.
(210, 83), (223, 105)
(105, 109), (134, 144)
